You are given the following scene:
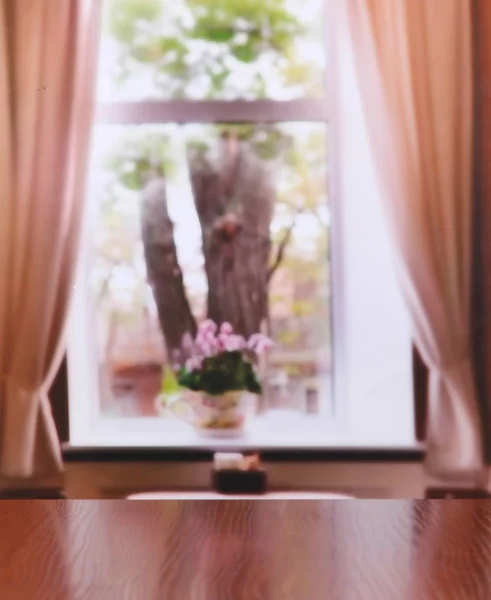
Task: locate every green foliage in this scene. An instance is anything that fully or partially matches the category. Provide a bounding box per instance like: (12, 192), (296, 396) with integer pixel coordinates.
(186, 123), (293, 163)
(178, 351), (262, 395)
(291, 299), (315, 318)
(277, 328), (301, 347)
(104, 130), (174, 191)
(105, 0), (312, 99)
(108, 0), (163, 44)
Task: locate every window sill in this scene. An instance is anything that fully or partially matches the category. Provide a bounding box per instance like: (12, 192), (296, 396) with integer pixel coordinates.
(68, 409), (417, 450)
(126, 491), (354, 500)
(62, 443), (424, 463)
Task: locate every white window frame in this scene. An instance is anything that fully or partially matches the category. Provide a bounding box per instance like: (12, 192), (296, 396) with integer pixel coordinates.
(67, 3), (417, 450)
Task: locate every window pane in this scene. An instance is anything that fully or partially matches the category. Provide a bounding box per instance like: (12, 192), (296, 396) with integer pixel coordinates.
(98, 0), (326, 101)
(87, 122), (331, 419)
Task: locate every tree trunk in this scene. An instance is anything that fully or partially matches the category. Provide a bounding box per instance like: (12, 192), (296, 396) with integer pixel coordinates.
(188, 136), (275, 338)
(140, 178), (197, 362)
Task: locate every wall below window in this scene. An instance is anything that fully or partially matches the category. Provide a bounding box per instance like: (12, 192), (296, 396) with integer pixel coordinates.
(63, 460), (426, 499)
(0, 472), (64, 497)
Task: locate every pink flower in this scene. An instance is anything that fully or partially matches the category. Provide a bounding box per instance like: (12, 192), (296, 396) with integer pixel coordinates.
(256, 337), (273, 354)
(247, 333), (274, 354)
(186, 356), (203, 372)
(199, 319), (217, 335)
(225, 334), (246, 352)
(195, 321), (220, 356)
(217, 333), (228, 352)
(220, 322), (234, 335)
(216, 323), (245, 353)
(195, 331), (217, 357)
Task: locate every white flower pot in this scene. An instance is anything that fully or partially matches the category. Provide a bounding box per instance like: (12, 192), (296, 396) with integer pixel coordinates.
(162, 390), (253, 438)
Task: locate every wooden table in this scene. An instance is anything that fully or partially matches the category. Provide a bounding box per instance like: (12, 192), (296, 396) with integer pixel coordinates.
(0, 500), (489, 599)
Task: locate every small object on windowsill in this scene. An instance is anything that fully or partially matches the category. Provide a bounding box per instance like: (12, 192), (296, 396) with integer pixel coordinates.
(213, 452), (244, 471)
(212, 452), (267, 495)
(306, 387), (319, 414)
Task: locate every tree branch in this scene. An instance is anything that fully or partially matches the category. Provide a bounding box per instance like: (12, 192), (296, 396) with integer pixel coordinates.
(96, 260), (122, 307)
(267, 211), (301, 282)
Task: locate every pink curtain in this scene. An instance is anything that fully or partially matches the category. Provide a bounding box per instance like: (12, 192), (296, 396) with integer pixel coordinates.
(0, 0), (101, 477)
(343, 0), (484, 479)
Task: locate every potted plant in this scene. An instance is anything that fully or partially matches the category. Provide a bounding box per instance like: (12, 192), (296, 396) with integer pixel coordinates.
(168, 320), (273, 437)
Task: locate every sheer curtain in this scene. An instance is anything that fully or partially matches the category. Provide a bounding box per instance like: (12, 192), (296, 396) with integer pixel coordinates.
(0, 0), (101, 477)
(336, 0), (484, 480)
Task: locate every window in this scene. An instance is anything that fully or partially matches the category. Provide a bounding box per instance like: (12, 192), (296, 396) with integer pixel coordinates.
(68, 0), (415, 449)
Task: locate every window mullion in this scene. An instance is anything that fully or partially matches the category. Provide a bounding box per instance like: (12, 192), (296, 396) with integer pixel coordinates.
(95, 99), (329, 124)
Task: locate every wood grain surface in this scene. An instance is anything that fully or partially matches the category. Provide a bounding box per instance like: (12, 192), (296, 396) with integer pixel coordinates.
(0, 500), (490, 599)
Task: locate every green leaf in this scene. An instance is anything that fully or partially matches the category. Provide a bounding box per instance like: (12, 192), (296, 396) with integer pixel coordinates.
(178, 368), (201, 392)
(120, 170), (142, 191)
(244, 361), (262, 394)
(178, 352), (261, 396)
(108, 0), (162, 43)
(232, 44), (256, 63)
(203, 28), (235, 43)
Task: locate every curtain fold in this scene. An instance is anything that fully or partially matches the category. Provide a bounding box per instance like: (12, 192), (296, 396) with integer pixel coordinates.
(343, 0), (484, 479)
(0, 0), (101, 477)
(473, 0), (491, 471)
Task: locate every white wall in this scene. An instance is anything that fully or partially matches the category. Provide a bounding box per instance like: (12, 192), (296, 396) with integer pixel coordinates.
(64, 461), (426, 499)
(329, 2), (414, 444)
